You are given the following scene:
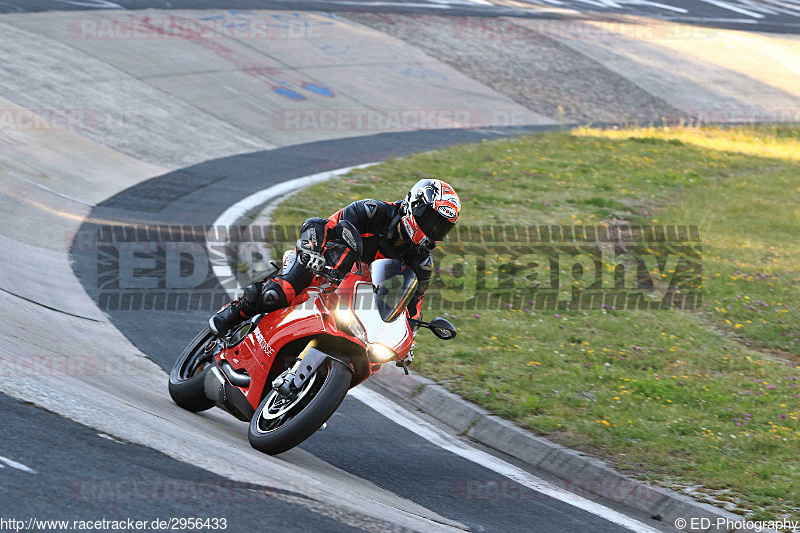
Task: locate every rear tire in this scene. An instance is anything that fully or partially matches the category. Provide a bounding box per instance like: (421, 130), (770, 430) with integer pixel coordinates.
(248, 359), (351, 455)
(169, 327), (217, 412)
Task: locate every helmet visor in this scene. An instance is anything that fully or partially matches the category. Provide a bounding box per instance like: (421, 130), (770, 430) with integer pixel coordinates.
(412, 204), (455, 242)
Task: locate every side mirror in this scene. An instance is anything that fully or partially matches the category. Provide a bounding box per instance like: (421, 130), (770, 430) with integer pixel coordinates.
(336, 220), (363, 259)
(429, 317), (457, 340)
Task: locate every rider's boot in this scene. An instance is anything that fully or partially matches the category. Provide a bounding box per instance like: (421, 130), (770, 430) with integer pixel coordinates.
(209, 298), (248, 338)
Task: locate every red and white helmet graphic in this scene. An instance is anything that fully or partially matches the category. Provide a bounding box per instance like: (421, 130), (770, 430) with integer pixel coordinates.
(400, 179), (461, 249)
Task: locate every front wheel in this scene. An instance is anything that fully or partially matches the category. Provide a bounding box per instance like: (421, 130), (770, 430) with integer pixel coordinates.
(248, 359), (351, 455)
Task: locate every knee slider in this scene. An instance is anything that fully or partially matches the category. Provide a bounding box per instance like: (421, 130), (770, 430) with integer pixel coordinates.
(260, 280), (287, 312)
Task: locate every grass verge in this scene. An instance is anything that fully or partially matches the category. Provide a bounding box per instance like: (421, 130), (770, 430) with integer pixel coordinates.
(271, 126), (800, 520)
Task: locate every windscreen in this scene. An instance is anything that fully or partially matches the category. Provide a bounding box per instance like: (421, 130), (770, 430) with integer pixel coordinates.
(371, 259), (418, 323)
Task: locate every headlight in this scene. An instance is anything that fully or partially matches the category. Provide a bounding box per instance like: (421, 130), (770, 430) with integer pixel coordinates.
(334, 307), (367, 343)
(367, 343), (397, 363)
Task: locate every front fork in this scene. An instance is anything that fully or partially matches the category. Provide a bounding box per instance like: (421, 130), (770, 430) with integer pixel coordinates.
(273, 339), (325, 396)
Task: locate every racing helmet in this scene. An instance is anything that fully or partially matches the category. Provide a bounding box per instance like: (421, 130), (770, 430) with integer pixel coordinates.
(400, 179), (461, 250)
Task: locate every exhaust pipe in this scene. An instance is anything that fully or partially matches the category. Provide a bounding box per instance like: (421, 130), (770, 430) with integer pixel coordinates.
(203, 364), (253, 422)
(203, 366), (226, 405)
(219, 360), (251, 387)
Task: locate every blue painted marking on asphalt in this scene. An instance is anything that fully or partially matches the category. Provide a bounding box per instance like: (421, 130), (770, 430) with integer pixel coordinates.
(303, 83), (335, 97)
(274, 86), (307, 100)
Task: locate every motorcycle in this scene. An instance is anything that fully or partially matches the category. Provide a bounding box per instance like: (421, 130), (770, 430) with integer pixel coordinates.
(168, 224), (457, 455)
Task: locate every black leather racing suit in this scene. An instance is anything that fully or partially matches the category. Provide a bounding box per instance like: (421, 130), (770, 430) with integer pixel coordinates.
(237, 199), (433, 321)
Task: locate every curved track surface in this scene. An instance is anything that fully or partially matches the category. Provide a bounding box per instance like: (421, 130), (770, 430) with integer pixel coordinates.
(2, 0), (797, 531)
(0, 0), (800, 33)
(69, 127), (668, 533)
(3, 0), (800, 32)
(0, 393), (364, 532)
(71, 127), (558, 369)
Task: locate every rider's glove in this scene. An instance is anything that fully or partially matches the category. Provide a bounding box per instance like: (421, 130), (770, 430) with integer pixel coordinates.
(296, 238), (326, 274)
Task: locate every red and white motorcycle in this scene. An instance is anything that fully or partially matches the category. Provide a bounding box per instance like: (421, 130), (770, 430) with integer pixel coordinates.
(168, 229), (456, 455)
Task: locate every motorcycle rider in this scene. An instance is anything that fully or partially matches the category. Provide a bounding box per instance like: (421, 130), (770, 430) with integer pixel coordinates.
(208, 179), (461, 352)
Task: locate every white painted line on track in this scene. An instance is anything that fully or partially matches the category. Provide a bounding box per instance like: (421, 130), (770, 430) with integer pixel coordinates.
(625, 0), (688, 13)
(209, 164), (377, 298)
(695, 0), (765, 17)
(10, 171), (96, 207)
(350, 387), (662, 533)
(98, 433), (127, 444)
(0, 455), (36, 474)
(667, 16), (757, 21)
(275, 0), (454, 7)
(48, 0), (121, 7)
(211, 164), (377, 233)
(428, 0), (495, 6)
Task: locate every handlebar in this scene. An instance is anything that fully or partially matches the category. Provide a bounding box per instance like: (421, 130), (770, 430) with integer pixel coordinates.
(314, 250), (362, 286)
(317, 266), (345, 285)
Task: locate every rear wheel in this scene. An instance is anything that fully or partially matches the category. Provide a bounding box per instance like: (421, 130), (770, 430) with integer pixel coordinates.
(168, 327), (218, 412)
(248, 359), (351, 455)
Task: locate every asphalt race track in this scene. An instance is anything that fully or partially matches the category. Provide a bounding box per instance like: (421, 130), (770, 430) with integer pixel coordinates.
(520, 0), (800, 33)
(0, 392), (362, 532)
(0, 0), (561, 19)
(69, 127), (670, 532)
(71, 128), (559, 368)
(2, 0), (797, 531)
(2, 0), (799, 32)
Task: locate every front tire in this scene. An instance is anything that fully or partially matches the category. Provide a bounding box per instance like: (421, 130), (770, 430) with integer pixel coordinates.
(248, 359), (351, 455)
(169, 327), (217, 412)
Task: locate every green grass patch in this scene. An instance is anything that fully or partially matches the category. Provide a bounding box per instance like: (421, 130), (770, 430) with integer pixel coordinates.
(271, 126), (800, 519)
